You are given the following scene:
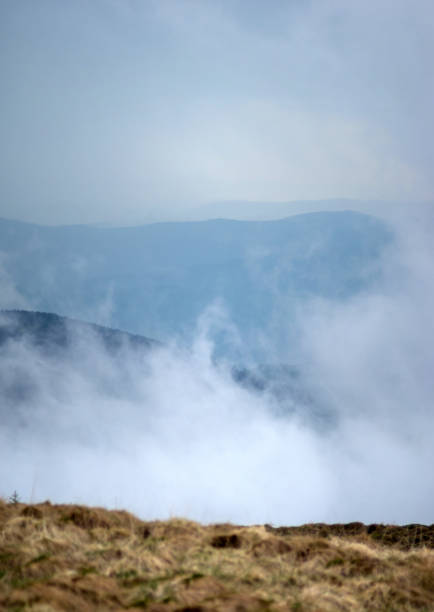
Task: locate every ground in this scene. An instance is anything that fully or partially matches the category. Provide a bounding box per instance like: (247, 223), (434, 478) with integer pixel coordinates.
(1, 500), (434, 611)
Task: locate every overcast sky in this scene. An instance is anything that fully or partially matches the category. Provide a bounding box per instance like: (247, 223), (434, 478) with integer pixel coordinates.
(1, 0), (433, 225)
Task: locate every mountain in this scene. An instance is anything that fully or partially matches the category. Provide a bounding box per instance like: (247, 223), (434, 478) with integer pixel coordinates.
(0, 309), (158, 355)
(0, 310), (160, 415)
(0, 211), (393, 359)
(0, 309), (333, 429)
(187, 197), (402, 221)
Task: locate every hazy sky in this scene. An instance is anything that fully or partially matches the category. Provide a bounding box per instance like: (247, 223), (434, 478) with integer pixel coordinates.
(1, 0), (434, 225)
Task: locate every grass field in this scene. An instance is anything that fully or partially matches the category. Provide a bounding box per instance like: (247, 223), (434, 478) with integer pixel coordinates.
(1, 499), (433, 611)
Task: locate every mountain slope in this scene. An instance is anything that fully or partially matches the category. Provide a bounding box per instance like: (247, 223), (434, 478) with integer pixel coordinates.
(0, 309), (158, 354)
(0, 310), (330, 426)
(0, 310), (160, 417)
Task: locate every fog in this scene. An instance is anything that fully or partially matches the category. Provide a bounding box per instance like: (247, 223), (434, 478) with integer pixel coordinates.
(1, 211), (433, 525)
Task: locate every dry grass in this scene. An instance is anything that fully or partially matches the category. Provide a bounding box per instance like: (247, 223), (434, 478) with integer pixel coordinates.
(1, 500), (434, 611)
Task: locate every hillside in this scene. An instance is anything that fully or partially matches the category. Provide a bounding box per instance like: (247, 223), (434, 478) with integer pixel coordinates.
(0, 309), (332, 432)
(1, 500), (434, 611)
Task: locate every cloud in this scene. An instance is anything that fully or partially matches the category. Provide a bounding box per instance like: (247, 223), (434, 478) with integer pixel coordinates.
(160, 99), (430, 204)
(0, 320), (335, 524)
(295, 208), (434, 521)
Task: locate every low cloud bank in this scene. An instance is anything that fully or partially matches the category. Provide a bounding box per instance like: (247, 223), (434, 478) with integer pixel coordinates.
(1, 212), (433, 525)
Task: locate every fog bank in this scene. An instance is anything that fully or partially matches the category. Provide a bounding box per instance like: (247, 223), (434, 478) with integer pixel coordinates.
(1, 212), (433, 525)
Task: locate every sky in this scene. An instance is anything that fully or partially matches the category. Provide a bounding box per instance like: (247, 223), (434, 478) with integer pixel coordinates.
(1, 0), (434, 225)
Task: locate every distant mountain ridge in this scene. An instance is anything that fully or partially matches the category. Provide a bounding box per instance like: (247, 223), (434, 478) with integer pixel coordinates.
(0, 211), (393, 359)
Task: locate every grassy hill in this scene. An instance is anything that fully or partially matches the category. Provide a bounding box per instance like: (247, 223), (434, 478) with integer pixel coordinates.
(1, 500), (433, 611)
